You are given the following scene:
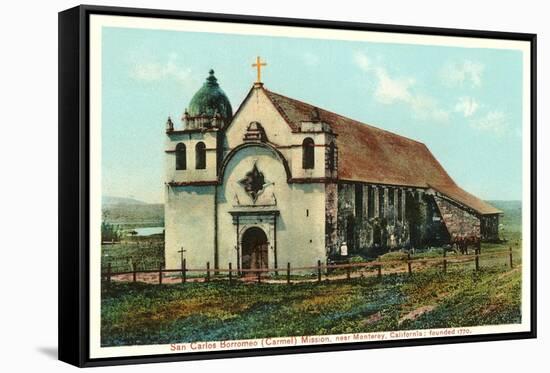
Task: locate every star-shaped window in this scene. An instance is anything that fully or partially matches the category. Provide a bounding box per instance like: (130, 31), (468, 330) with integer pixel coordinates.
(239, 163), (267, 203)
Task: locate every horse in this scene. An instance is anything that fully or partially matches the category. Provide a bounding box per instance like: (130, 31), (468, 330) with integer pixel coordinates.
(450, 234), (480, 255)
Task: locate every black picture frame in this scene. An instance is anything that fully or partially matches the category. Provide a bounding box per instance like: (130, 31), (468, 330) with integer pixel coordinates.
(58, 4), (537, 367)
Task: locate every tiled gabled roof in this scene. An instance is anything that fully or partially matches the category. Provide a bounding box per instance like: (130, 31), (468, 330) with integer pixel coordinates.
(263, 88), (501, 215)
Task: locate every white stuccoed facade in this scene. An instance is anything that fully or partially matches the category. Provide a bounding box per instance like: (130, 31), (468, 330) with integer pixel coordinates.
(164, 83), (334, 273)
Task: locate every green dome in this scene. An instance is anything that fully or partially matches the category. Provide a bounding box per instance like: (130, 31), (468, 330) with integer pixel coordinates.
(187, 69), (233, 120)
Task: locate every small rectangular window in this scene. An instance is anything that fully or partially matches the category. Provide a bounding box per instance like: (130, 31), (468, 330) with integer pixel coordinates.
(379, 188), (385, 218)
(388, 188), (395, 223)
(302, 138), (315, 169)
(355, 184), (363, 219)
(195, 142), (206, 169)
(397, 189), (403, 221)
(175, 143), (186, 170)
(367, 186), (374, 218)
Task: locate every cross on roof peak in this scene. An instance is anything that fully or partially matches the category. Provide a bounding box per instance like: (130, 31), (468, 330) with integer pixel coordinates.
(252, 56), (267, 84)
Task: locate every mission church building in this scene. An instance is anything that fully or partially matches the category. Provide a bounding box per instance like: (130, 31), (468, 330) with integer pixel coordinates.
(164, 59), (501, 272)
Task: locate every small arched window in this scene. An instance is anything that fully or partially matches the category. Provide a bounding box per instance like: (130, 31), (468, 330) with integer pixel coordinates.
(328, 141), (336, 171)
(302, 137), (315, 169)
(195, 142), (206, 169)
(175, 143), (186, 170)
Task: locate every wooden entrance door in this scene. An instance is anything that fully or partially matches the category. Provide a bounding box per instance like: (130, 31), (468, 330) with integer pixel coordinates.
(241, 227), (268, 271)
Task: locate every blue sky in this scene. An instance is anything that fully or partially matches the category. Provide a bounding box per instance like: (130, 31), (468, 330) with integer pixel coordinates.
(102, 27), (524, 203)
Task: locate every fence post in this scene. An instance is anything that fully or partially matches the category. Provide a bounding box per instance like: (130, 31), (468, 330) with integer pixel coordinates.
(407, 252), (412, 276)
(257, 269), (261, 284)
(346, 260), (351, 280)
(158, 263), (163, 285)
(287, 262), (291, 285)
(443, 249), (447, 274)
(475, 249), (480, 272)
(317, 259), (322, 283)
(509, 246), (513, 269)
(229, 262), (233, 285)
(132, 261), (137, 283)
(106, 263), (112, 284)
(206, 262), (210, 282)
(377, 259), (382, 278)
(182, 258), (186, 284)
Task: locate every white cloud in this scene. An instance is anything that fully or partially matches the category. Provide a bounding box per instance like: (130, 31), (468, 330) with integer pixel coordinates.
(301, 52), (320, 66)
(410, 95), (451, 122)
(470, 110), (509, 135)
(373, 68), (414, 104)
(454, 96), (480, 117)
(431, 109), (451, 123)
(354, 51), (449, 123)
(130, 54), (193, 86)
(440, 60), (484, 87)
(354, 51), (371, 72)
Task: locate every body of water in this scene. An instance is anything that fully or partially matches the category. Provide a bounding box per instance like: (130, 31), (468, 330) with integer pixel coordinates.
(131, 227), (164, 236)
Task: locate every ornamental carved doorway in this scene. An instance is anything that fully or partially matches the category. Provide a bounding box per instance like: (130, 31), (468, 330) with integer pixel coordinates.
(241, 227), (268, 272)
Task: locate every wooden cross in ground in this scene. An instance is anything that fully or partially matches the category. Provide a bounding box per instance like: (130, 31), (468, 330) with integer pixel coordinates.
(177, 247), (186, 265)
(252, 56), (267, 83)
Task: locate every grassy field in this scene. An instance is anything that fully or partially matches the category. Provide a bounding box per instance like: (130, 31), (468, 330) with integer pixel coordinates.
(102, 262), (521, 346)
(102, 235), (164, 272)
(101, 199), (523, 346)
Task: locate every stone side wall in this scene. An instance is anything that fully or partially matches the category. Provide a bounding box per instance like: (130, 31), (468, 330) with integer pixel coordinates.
(325, 182), (338, 255)
(337, 183), (411, 257)
(416, 193), (450, 247)
(480, 214), (500, 241)
(434, 196), (480, 239)
(336, 185), (487, 254)
(337, 183), (355, 253)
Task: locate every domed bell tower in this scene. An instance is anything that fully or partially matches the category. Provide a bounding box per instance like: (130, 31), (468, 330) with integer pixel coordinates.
(183, 69), (233, 130)
(165, 69), (233, 185)
(164, 69), (233, 272)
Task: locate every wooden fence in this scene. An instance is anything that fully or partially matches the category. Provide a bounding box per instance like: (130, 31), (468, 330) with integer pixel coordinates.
(103, 247), (516, 286)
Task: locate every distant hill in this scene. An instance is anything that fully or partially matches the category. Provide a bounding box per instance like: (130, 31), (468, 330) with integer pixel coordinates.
(102, 196), (164, 228)
(102, 196), (149, 206)
(486, 200), (522, 233)
(487, 200), (521, 211)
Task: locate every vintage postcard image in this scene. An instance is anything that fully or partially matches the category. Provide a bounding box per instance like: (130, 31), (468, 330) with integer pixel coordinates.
(88, 15), (532, 358)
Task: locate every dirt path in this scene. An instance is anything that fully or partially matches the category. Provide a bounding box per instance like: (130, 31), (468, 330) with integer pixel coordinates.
(399, 305), (436, 325)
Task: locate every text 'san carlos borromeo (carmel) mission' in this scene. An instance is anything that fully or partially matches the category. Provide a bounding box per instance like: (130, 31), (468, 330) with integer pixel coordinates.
(163, 58), (501, 272)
